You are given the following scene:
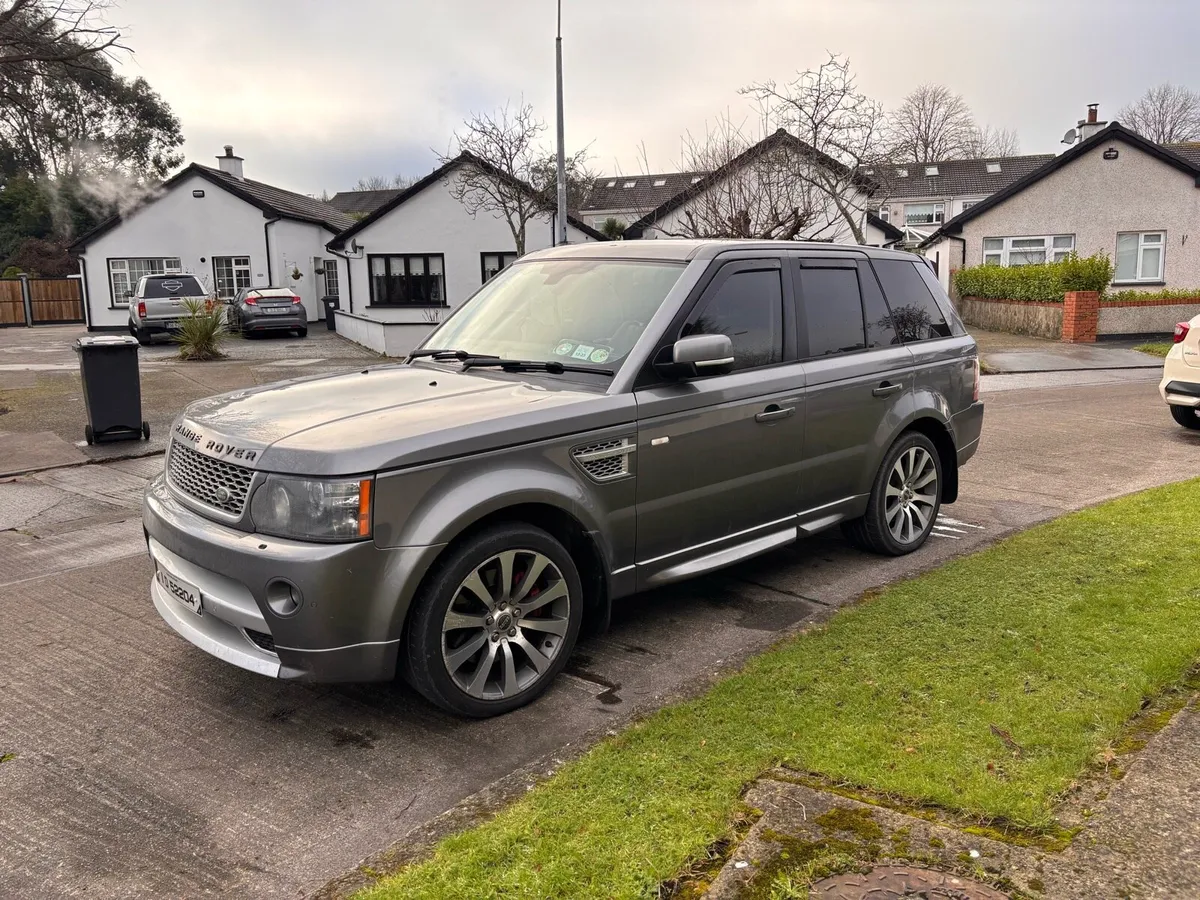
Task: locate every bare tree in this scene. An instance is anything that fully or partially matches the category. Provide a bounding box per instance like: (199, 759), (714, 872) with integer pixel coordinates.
(966, 124), (1021, 158)
(742, 54), (890, 244)
(352, 174), (415, 191)
(637, 116), (841, 241)
(442, 101), (588, 255)
(1119, 83), (1200, 143)
(0, 0), (122, 70)
(890, 83), (978, 162)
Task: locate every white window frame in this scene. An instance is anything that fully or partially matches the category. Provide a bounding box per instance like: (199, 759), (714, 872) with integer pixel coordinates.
(212, 255), (252, 299)
(904, 202), (944, 226)
(323, 259), (340, 297)
(108, 257), (182, 307)
(982, 235), (1075, 267)
(877, 205), (890, 223)
(1115, 231), (1165, 283)
(481, 251), (518, 283)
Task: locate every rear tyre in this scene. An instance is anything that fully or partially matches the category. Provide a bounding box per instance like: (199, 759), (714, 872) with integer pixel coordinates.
(141, 421), (150, 440)
(844, 431), (943, 556)
(404, 523), (583, 718)
(296, 327), (308, 338)
(1170, 405), (1200, 430)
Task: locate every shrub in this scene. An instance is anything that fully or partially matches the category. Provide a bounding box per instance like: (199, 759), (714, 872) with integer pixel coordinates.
(1107, 287), (1200, 303)
(954, 252), (1112, 302)
(173, 297), (227, 361)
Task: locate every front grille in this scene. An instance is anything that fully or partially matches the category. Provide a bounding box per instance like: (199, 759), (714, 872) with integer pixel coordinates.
(167, 439), (254, 516)
(572, 438), (635, 482)
(244, 628), (277, 654)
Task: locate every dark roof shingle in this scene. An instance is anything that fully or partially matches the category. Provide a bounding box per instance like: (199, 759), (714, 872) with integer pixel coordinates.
(582, 172), (707, 215)
(870, 154), (1056, 200)
(328, 189), (405, 216)
(195, 165), (356, 231)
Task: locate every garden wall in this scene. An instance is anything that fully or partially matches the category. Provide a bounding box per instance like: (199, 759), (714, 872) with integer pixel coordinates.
(957, 296), (1063, 340)
(1097, 299), (1200, 338)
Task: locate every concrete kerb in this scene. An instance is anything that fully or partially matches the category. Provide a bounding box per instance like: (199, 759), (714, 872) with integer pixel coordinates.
(0, 446), (163, 481)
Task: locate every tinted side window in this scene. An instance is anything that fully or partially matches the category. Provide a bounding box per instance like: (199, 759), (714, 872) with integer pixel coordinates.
(914, 260), (967, 335)
(796, 266), (866, 358)
(871, 259), (953, 342)
(858, 261), (899, 348)
(684, 268), (783, 371)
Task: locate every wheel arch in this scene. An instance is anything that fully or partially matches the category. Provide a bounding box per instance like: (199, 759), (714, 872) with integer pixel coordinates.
(901, 415), (959, 504)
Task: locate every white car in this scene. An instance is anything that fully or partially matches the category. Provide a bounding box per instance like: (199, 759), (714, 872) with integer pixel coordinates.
(1159, 315), (1200, 429)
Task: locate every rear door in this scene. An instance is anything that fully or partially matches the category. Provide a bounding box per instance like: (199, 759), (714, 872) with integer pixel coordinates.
(634, 257), (805, 588)
(141, 275), (206, 323)
(792, 255), (914, 524)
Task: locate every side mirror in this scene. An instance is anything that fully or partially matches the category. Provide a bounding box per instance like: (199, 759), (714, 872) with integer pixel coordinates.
(655, 333), (735, 378)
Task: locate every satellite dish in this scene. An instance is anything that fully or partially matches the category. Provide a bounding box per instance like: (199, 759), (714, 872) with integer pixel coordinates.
(350, 239), (361, 254)
(1061, 128), (1078, 145)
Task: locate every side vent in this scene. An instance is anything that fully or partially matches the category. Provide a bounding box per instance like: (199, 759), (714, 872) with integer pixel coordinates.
(572, 438), (635, 482)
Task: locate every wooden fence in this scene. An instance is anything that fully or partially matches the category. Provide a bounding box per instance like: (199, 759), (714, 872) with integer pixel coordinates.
(0, 277), (85, 326)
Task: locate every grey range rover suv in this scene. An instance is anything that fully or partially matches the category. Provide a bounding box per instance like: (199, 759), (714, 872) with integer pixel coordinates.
(144, 240), (983, 717)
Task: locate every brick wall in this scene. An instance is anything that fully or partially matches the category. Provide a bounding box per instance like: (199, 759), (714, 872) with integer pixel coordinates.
(1062, 291), (1100, 343)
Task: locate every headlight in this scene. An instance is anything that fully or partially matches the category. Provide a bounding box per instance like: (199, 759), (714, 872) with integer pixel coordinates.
(250, 475), (373, 542)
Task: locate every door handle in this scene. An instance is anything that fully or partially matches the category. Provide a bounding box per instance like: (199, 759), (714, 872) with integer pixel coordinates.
(755, 404), (796, 423)
(872, 382), (902, 398)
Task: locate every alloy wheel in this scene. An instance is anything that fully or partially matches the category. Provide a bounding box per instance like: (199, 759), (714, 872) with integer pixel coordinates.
(884, 446), (938, 545)
(440, 549), (571, 700)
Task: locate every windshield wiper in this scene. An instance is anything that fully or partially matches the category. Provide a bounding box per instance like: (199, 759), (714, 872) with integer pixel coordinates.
(460, 356), (614, 377)
(408, 348), (500, 362)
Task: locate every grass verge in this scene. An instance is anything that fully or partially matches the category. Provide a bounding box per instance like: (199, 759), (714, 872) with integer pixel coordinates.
(360, 479), (1200, 900)
(1134, 342), (1172, 358)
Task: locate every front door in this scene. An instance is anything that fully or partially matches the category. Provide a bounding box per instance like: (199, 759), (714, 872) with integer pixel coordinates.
(792, 256), (914, 521)
(634, 258), (805, 589)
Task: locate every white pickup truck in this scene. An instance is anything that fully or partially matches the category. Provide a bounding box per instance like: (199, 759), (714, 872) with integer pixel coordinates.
(126, 273), (210, 345)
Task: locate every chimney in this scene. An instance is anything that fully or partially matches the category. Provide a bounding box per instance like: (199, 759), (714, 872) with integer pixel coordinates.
(1076, 104), (1107, 142)
(217, 144), (244, 181)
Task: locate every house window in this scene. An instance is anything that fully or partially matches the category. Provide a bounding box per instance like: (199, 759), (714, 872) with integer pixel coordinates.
(905, 203), (944, 226)
(924, 166), (939, 177)
(982, 235), (1075, 267)
(877, 206), (890, 223)
(1115, 231), (1165, 282)
(212, 256), (252, 299)
(481, 252), (518, 283)
(323, 259), (340, 297)
(961, 200), (978, 212)
(108, 257), (182, 306)
(368, 254), (445, 306)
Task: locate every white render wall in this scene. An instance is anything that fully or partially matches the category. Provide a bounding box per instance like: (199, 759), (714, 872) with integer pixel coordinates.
(955, 138), (1200, 290)
(78, 171), (336, 328)
(338, 166), (596, 328)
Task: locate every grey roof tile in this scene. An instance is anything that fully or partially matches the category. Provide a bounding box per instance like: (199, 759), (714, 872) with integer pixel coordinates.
(582, 171), (706, 214)
(328, 189), (405, 216)
(869, 154), (1056, 200)
(195, 165), (356, 231)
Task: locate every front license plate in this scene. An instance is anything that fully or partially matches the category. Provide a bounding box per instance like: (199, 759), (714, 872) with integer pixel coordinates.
(156, 565), (202, 616)
(264, 307), (292, 315)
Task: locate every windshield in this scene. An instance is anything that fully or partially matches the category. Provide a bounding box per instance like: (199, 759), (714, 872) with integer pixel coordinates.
(143, 276), (205, 298)
(421, 259), (685, 369)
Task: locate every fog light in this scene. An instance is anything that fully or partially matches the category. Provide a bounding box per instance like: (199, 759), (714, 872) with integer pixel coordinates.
(265, 578), (301, 616)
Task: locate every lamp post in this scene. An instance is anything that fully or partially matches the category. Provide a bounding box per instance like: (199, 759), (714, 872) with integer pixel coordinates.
(555, 0), (568, 246)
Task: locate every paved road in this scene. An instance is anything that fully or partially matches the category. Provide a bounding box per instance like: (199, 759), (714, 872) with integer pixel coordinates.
(1, 368), (1197, 899)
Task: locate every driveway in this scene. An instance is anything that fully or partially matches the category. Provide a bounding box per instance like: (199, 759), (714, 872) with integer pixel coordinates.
(1, 367), (1197, 899)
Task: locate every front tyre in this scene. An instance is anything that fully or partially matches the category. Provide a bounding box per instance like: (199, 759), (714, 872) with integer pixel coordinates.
(404, 523), (583, 717)
(1170, 405), (1200, 430)
(844, 431), (943, 556)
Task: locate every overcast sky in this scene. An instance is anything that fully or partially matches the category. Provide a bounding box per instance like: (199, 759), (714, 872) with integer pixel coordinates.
(111, 0), (1200, 197)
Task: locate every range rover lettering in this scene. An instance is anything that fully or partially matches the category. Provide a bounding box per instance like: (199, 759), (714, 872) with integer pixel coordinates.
(143, 241), (984, 717)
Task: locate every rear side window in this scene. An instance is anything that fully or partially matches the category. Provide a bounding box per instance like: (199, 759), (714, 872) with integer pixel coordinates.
(142, 276), (205, 298)
(858, 261), (899, 348)
(871, 259), (953, 342)
(796, 266), (866, 357)
(683, 268), (783, 371)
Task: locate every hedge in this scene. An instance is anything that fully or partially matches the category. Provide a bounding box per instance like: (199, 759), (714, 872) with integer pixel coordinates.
(954, 253), (1113, 302)
(1106, 287), (1200, 303)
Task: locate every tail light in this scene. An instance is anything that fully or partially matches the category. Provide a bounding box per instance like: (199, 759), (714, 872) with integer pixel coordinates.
(137, 301), (146, 318)
(1174, 322), (1190, 343)
(292, 295), (301, 305)
(972, 357), (980, 403)
(244, 296), (257, 305)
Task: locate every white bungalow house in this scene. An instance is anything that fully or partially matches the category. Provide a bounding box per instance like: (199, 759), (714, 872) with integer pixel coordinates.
(70, 146), (355, 329)
(324, 152), (604, 356)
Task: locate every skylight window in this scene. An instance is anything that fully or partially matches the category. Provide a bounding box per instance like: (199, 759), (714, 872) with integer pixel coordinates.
(986, 162), (1001, 174)
(652, 178), (666, 187)
(691, 175), (703, 183)
(623, 180), (636, 188)
(896, 168), (909, 177)
(925, 166), (939, 176)
(605, 180), (616, 188)
(864, 168), (875, 175)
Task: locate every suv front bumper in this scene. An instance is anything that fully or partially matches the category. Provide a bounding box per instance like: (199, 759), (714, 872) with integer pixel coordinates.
(143, 474), (441, 682)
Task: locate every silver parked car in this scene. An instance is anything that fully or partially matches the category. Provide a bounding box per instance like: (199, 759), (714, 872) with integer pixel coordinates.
(144, 241), (984, 717)
(127, 273), (209, 345)
(226, 286), (308, 338)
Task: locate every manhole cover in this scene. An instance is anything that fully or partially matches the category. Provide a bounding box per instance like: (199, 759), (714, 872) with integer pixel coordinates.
(811, 865), (1010, 899)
